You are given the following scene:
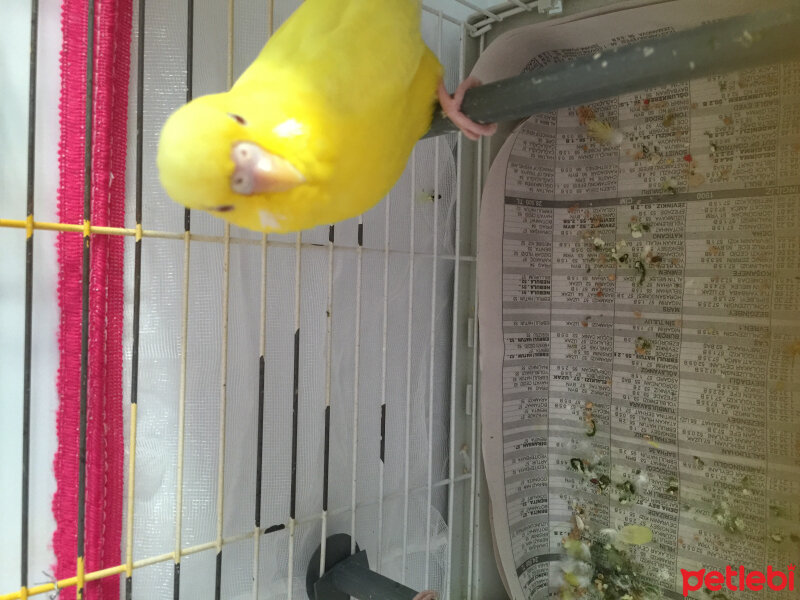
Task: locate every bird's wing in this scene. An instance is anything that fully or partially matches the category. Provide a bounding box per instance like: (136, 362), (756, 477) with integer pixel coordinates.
(236, 0), (433, 113)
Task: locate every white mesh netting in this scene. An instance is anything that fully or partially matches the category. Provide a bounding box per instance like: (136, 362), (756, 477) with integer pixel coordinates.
(122, 1), (464, 597)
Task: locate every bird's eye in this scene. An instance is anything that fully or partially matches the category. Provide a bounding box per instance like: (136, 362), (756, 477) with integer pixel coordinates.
(215, 205), (235, 212)
(228, 113), (247, 125)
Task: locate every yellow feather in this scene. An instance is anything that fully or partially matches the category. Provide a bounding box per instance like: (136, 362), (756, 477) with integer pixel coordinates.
(157, 0), (442, 233)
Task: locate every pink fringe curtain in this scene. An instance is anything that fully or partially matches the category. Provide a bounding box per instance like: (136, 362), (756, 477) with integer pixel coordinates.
(53, 0), (132, 597)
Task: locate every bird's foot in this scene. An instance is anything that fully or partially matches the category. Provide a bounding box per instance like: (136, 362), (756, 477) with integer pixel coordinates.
(412, 591), (438, 600)
(437, 77), (497, 141)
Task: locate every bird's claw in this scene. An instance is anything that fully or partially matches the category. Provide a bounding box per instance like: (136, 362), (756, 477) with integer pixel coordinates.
(412, 591), (438, 600)
(438, 77), (497, 141)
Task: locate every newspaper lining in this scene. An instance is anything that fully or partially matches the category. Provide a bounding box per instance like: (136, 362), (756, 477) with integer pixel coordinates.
(476, 1), (800, 598)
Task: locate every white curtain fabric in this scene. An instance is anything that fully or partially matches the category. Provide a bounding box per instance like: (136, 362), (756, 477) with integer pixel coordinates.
(0, 0), (61, 591)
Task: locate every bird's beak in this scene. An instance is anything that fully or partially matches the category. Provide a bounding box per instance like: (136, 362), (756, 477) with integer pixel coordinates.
(230, 141), (305, 195)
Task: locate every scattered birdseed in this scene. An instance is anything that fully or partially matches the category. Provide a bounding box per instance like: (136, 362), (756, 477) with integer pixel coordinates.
(586, 120), (625, 146)
(635, 337), (652, 355)
(629, 221), (650, 238)
(666, 477), (679, 495)
(570, 458), (586, 473)
(616, 476), (639, 504)
(558, 522), (656, 600)
(575, 514), (585, 532)
(712, 502), (745, 534)
(611, 240), (629, 264)
(661, 177), (679, 194)
(577, 105), (596, 125)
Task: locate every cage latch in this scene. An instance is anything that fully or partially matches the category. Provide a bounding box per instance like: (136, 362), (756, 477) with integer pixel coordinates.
(538, 0), (563, 16)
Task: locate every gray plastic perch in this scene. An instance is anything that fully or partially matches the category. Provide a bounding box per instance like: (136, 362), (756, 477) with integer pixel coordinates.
(307, 534), (429, 600)
(426, 7), (800, 138)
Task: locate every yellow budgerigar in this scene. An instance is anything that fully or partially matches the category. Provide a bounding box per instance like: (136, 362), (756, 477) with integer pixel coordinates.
(157, 0), (495, 233)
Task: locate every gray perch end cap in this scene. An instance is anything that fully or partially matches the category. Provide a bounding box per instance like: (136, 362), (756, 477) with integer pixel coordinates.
(308, 534), (427, 600)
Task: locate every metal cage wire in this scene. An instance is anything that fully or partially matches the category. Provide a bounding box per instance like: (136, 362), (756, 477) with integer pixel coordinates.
(0, 0), (510, 599)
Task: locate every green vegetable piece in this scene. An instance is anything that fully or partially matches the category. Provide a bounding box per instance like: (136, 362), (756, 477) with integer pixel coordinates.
(617, 525), (653, 545)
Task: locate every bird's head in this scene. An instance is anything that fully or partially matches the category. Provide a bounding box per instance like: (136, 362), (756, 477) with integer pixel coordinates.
(157, 93), (307, 229)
